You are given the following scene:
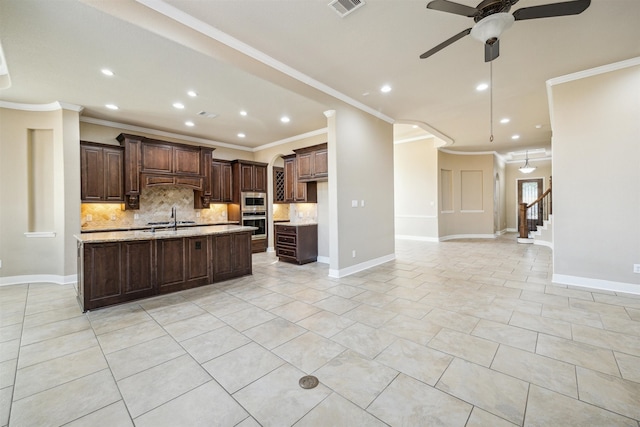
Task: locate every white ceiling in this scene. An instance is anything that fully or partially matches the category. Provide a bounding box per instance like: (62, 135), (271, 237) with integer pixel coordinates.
(1, 0), (639, 155)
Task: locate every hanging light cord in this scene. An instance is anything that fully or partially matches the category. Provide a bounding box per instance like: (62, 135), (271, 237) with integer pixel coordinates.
(490, 60), (494, 142)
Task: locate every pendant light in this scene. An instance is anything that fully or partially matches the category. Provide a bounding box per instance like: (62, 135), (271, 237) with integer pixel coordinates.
(519, 151), (536, 174)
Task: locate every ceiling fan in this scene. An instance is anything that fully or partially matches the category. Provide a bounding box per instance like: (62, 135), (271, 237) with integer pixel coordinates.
(420, 0), (591, 62)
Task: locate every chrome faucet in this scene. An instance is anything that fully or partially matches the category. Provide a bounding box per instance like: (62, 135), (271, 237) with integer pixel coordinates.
(170, 206), (177, 231)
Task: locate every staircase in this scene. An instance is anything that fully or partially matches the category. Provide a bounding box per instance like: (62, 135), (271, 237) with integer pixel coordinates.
(518, 178), (552, 248)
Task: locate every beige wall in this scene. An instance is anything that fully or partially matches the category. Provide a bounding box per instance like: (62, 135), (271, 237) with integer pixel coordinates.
(504, 159), (552, 231)
(394, 138), (439, 240)
(0, 107), (80, 283)
(550, 63), (640, 290)
(329, 105), (395, 275)
(437, 151), (495, 238)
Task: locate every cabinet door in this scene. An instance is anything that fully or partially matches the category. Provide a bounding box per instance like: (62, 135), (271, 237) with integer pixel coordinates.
(297, 152), (313, 181)
(240, 164), (254, 192)
(221, 163), (233, 202)
(283, 158), (296, 202)
(212, 234), (234, 279)
(80, 145), (104, 202)
(201, 149), (213, 198)
(141, 143), (172, 174)
(187, 236), (209, 283)
(233, 232), (252, 275)
(312, 149), (328, 179)
(254, 165), (267, 192)
(121, 240), (154, 296)
(156, 238), (186, 293)
(103, 147), (124, 201)
(83, 243), (122, 310)
(174, 147), (201, 175)
(212, 161), (232, 203)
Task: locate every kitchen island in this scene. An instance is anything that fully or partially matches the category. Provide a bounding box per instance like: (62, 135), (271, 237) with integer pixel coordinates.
(75, 225), (255, 311)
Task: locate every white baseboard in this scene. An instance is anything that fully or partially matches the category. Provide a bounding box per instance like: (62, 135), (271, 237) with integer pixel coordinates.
(395, 235), (439, 242)
(0, 274), (78, 287)
(439, 234), (497, 241)
(328, 253), (395, 279)
(552, 274), (640, 295)
(316, 256), (329, 264)
(533, 240), (553, 249)
(506, 228), (517, 233)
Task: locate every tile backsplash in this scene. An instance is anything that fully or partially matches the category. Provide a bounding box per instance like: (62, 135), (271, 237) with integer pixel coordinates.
(81, 187), (230, 230)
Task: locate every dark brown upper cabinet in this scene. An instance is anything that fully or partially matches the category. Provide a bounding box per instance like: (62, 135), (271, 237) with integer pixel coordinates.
(80, 142), (124, 203)
(283, 154), (317, 203)
(294, 143), (328, 182)
(232, 160), (267, 196)
(117, 133), (211, 209)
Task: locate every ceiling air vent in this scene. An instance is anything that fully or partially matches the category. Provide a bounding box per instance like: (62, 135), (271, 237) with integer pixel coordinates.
(197, 111), (218, 119)
(328, 0), (365, 18)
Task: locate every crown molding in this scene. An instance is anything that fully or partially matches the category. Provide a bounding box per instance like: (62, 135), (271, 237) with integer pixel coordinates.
(79, 116), (252, 151)
(0, 101), (83, 112)
(253, 128), (328, 152)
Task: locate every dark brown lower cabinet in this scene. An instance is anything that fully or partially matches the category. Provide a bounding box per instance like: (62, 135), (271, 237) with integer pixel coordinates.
(78, 231), (251, 311)
(275, 224), (318, 265)
(79, 240), (154, 311)
(212, 231), (252, 282)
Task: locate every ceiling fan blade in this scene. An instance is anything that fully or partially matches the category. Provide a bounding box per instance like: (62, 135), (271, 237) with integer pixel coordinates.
(426, 0), (478, 17)
(485, 39), (500, 62)
(513, 0), (590, 21)
(420, 28), (472, 59)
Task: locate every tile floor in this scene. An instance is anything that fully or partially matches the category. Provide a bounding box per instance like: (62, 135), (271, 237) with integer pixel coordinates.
(1, 234), (640, 426)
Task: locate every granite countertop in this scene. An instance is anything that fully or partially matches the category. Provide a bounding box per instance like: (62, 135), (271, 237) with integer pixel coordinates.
(80, 221), (239, 233)
(275, 221), (318, 227)
(75, 224), (257, 243)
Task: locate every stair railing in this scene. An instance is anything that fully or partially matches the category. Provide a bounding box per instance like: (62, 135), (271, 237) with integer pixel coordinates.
(519, 177), (552, 239)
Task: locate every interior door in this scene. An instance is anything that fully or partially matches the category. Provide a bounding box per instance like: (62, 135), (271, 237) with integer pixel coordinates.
(517, 178), (543, 232)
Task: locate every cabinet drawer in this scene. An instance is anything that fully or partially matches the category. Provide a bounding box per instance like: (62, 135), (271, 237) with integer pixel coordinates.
(277, 247), (297, 259)
(276, 234), (297, 245)
(276, 225), (297, 234)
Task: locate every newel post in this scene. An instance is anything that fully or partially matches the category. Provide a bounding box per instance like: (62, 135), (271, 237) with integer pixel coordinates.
(519, 203), (529, 239)
(549, 176), (553, 215)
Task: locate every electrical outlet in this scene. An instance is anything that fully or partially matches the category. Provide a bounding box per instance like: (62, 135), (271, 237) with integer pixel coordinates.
(86, 214), (92, 222)
(196, 212), (201, 218)
(134, 213), (139, 219)
(110, 214), (116, 221)
(360, 200), (365, 207)
(634, 264), (640, 274)
(0, 259), (2, 268)
(352, 250), (356, 258)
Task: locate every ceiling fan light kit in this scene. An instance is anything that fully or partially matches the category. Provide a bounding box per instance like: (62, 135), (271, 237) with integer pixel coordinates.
(470, 13), (514, 44)
(420, 0), (591, 62)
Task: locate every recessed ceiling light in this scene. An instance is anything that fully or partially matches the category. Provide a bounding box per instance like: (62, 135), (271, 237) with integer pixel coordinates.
(187, 90), (197, 97)
(362, 92), (370, 97)
(412, 125), (418, 129)
(380, 85), (392, 93)
(101, 69), (114, 76)
(185, 121), (194, 127)
(173, 102), (185, 109)
(535, 124), (542, 129)
(237, 133), (246, 138)
(511, 134), (520, 140)
(500, 118), (510, 124)
(280, 116), (290, 123)
(476, 83), (489, 91)
(240, 110), (247, 116)
(105, 104), (118, 110)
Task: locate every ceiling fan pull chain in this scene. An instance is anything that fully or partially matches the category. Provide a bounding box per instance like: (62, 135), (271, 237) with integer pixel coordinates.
(490, 60), (494, 142)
